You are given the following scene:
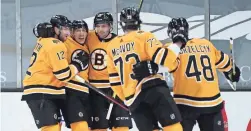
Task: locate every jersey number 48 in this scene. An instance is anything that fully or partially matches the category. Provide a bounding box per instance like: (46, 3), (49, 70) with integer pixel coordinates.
(185, 55), (214, 82)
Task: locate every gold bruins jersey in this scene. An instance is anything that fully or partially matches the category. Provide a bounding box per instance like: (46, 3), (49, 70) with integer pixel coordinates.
(22, 37), (79, 100)
(64, 37), (89, 94)
(87, 31), (117, 89)
(106, 30), (180, 106)
(166, 38), (232, 112)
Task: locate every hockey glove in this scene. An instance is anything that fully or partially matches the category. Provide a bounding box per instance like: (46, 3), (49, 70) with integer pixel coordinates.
(71, 50), (89, 72)
(167, 18), (189, 49)
(223, 65), (241, 82)
(133, 60), (159, 81)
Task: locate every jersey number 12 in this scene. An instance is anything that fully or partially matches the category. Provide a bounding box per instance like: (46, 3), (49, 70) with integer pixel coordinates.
(26, 52), (38, 75)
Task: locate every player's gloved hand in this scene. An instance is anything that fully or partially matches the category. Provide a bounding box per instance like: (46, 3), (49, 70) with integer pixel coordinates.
(71, 50), (89, 72)
(223, 65), (241, 82)
(133, 60), (159, 81)
(167, 18), (189, 49)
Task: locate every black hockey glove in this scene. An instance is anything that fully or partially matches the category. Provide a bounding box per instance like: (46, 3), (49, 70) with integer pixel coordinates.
(133, 60), (159, 81)
(223, 65), (241, 82)
(71, 50), (89, 72)
(167, 18), (189, 49)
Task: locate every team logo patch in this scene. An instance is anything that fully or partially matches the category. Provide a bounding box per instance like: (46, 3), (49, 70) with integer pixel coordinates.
(90, 48), (107, 71)
(35, 120), (40, 125)
(170, 113), (175, 120)
(54, 114), (58, 119)
(94, 117), (99, 121)
(217, 120), (222, 126)
(78, 112), (84, 117)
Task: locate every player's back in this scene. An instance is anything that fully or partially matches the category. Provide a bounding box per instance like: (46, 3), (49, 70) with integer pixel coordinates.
(23, 38), (65, 87)
(172, 38), (230, 112)
(22, 37), (66, 100)
(107, 30), (179, 106)
(173, 38), (220, 96)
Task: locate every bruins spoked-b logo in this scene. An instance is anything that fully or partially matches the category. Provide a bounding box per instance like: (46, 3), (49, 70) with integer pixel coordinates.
(90, 48), (107, 71)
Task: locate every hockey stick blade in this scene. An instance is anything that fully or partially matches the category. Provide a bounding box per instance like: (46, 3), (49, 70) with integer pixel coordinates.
(226, 77), (236, 91)
(75, 75), (129, 111)
(221, 72), (236, 91)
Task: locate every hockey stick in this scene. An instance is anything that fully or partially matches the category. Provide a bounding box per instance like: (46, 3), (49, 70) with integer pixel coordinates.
(106, 93), (116, 120)
(225, 73), (236, 91)
(75, 75), (129, 111)
(230, 37), (237, 90)
(138, 0), (144, 12)
(219, 71), (235, 91)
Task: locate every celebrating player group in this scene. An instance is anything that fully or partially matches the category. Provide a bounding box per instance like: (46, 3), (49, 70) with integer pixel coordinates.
(21, 6), (241, 131)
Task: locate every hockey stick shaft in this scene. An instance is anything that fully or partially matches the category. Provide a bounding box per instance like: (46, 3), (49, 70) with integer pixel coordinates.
(230, 37), (237, 90)
(230, 38), (236, 74)
(106, 93), (116, 120)
(138, 0), (144, 12)
(75, 75), (129, 111)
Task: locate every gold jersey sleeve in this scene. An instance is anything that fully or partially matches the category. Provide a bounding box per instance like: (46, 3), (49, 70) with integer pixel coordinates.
(63, 37), (90, 94)
(145, 34), (180, 72)
(86, 31), (112, 88)
(22, 38), (78, 100)
(214, 44), (232, 72)
(106, 31), (180, 106)
(171, 38), (232, 111)
(48, 39), (79, 82)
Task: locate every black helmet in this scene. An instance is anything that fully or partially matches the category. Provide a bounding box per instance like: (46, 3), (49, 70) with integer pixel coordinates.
(167, 17), (189, 38)
(33, 22), (54, 38)
(50, 15), (71, 28)
(120, 7), (142, 30)
(94, 12), (113, 25)
(71, 20), (89, 32)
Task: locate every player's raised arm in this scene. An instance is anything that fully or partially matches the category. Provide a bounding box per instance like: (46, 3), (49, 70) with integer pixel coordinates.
(145, 32), (181, 72)
(211, 42), (240, 82)
(132, 18), (191, 80)
(213, 46), (232, 72)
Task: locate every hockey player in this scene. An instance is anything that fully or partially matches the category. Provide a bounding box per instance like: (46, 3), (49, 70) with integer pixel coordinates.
(59, 19), (91, 131)
(132, 17), (241, 131)
(21, 15), (89, 131)
(106, 7), (184, 131)
(87, 12), (132, 131)
(31, 19), (92, 131)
